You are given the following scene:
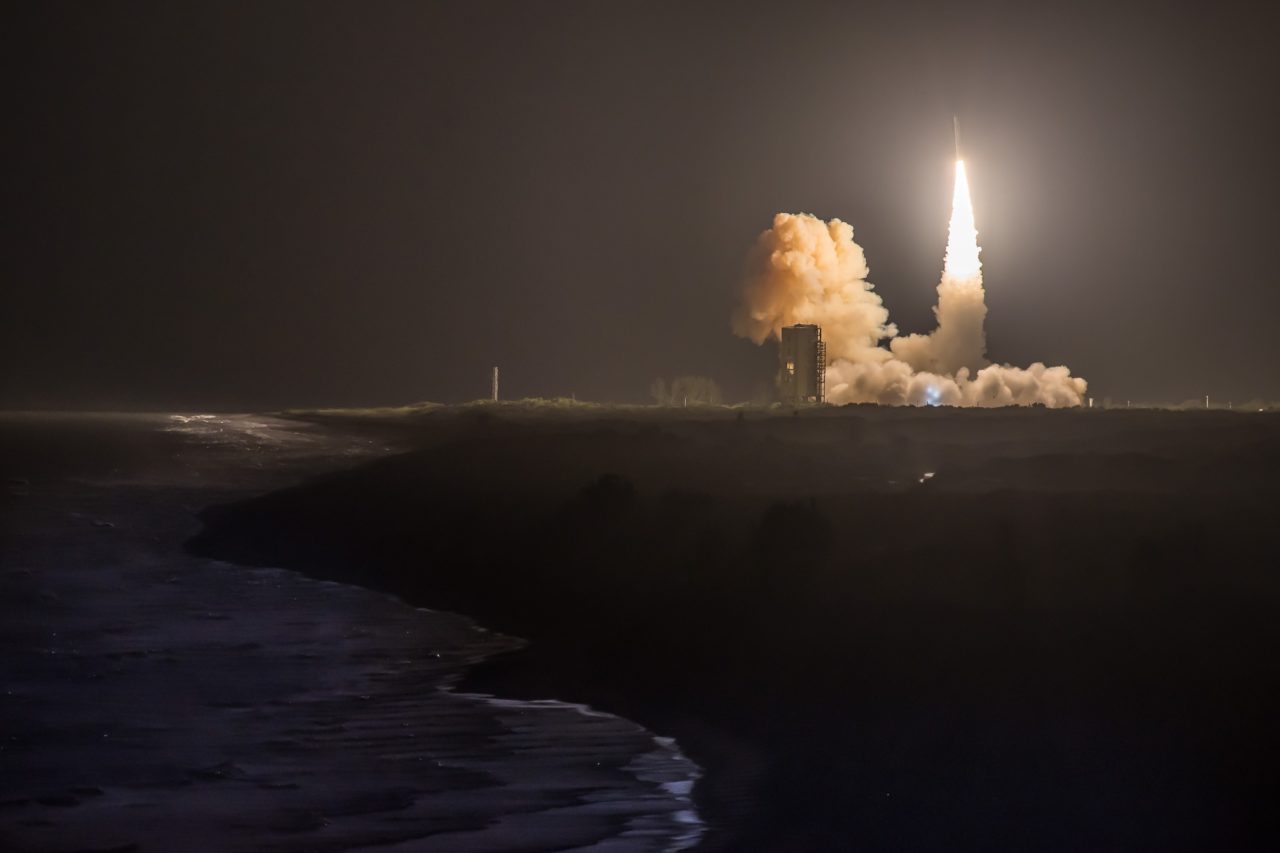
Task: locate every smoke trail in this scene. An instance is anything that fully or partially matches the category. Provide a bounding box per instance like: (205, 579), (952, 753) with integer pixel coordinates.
(890, 159), (987, 375)
(731, 162), (1087, 408)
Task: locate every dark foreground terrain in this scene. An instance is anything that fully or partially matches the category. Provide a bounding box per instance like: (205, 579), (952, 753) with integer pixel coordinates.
(192, 404), (1280, 851)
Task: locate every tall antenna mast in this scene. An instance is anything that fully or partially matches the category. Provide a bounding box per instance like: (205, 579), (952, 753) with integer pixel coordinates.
(492, 366), (499, 402)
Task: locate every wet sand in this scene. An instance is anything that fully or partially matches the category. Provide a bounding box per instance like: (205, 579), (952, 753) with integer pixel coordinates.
(0, 413), (702, 852)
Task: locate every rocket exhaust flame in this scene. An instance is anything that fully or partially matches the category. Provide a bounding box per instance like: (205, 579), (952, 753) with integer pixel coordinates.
(889, 157), (988, 375)
(944, 160), (982, 282)
(731, 138), (1088, 408)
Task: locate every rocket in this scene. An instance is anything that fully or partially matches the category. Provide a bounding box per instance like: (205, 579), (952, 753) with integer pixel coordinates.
(953, 116), (961, 161)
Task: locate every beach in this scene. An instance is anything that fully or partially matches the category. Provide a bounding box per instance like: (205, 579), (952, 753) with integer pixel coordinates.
(0, 413), (702, 852)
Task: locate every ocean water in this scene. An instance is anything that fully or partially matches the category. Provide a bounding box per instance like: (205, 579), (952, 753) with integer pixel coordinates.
(0, 413), (702, 852)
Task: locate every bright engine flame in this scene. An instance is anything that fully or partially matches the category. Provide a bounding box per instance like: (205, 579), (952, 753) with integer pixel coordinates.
(943, 160), (981, 281)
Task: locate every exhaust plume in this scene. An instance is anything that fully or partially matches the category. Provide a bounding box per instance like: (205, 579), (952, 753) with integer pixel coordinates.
(890, 159), (987, 375)
(732, 160), (1087, 407)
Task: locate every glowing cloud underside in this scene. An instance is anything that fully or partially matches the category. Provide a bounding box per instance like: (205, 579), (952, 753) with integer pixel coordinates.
(731, 156), (1089, 408)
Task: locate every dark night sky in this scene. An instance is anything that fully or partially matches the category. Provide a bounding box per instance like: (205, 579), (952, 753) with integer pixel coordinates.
(4, 1), (1278, 409)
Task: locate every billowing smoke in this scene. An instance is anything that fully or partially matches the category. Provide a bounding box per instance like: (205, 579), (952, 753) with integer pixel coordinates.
(731, 213), (897, 365)
(731, 161), (1087, 407)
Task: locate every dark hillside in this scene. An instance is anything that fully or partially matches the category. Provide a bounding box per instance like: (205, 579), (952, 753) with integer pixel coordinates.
(192, 407), (1280, 851)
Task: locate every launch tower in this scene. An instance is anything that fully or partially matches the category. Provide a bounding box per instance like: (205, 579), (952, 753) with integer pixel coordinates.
(778, 324), (826, 404)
